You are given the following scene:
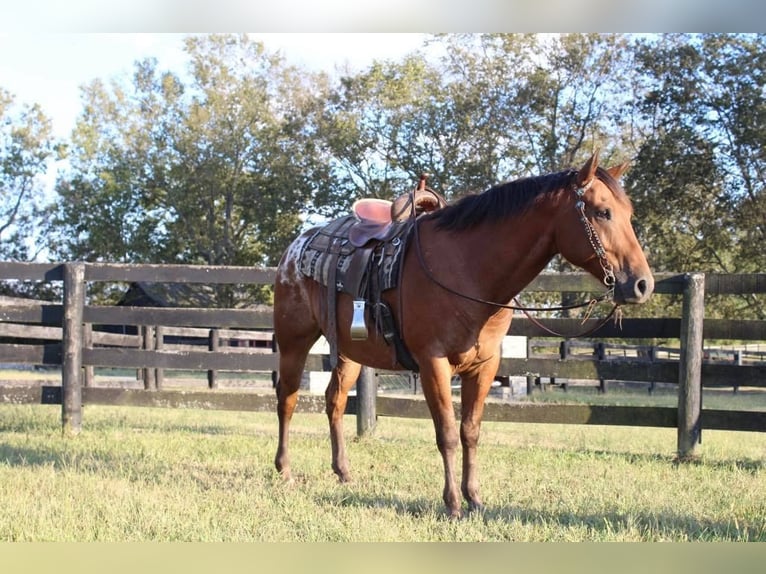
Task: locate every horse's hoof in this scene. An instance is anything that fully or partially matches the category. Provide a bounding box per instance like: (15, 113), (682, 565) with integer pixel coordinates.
(332, 464), (352, 483)
(276, 467), (294, 484)
(447, 508), (463, 520)
(336, 472), (352, 483)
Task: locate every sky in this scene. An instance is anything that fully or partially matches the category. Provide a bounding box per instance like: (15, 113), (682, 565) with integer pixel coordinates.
(0, 33), (430, 140)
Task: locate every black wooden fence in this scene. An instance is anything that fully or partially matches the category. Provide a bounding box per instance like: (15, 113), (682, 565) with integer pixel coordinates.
(1, 262), (766, 458)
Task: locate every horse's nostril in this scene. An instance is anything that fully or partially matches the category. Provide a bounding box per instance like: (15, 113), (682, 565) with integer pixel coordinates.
(633, 276), (654, 301)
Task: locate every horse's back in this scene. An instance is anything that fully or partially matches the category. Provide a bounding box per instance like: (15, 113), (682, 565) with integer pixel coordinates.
(273, 227), (324, 340)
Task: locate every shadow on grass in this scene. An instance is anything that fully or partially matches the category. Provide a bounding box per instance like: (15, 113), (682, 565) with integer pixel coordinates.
(312, 446), (765, 540)
(579, 447), (766, 474)
(314, 491), (440, 519)
(480, 504), (762, 541)
(317, 489), (763, 541)
(0, 443), (65, 468)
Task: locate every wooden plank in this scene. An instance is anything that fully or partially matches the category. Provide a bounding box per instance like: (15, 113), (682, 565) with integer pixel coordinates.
(0, 343), (62, 365)
(702, 320), (766, 341)
(148, 325), (271, 339)
(0, 323), (62, 340)
(377, 396), (766, 432)
(0, 304), (63, 325)
(702, 409), (766, 432)
(82, 347), (280, 371)
(91, 331), (141, 347)
(0, 385), (351, 414)
(0, 385), (62, 405)
(704, 274), (766, 295)
(700, 363), (766, 387)
(651, 273), (690, 295)
(0, 265), (761, 296)
(79, 387), (346, 414)
(0, 262), (64, 281)
(151, 343), (271, 354)
(497, 357), (679, 384)
(522, 273), (605, 293)
(83, 262), (277, 284)
(3, 384), (765, 435)
(497, 357), (766, 388)
(522, 272), (686, 295)
(83, 306), (274, 329)
(376, 396), (678, 427)
(508, 317), (681, 339)
(16, 305), (762, 342)
(217, 328), (273, 340)
(481, 402), (678, 427)
(520, 271), (766, 295)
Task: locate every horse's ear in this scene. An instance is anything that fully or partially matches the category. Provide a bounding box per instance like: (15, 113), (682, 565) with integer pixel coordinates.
(606, 161), (630, 180)
(577, 149), (600, 187)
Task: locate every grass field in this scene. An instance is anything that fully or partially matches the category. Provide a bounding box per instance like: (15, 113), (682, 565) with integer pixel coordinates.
(1, 397), (765, 542)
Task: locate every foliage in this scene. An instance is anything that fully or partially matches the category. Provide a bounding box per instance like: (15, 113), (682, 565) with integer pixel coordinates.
(0, 89), (57, 262)
(3, 33), (765, 315)
(628, 33), (766, 319)
(48, 35), (335, 274)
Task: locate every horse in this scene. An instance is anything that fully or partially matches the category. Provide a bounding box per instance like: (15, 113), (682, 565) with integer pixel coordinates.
(272, 151), (654, 518)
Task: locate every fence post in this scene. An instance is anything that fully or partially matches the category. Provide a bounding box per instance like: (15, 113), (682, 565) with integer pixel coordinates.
(677, 272), (705, 460)
(141, 325), (156, 390)
(271, 333), (278, 388)
(411, 372), (420, 394)
(208, 328), (219, 389)
(356, 366), (377, 436)
(526, 374), (535, 395)
(61, 262), (85, 436)
(155, 325), (164, 390)
(82, 322), (93, 388)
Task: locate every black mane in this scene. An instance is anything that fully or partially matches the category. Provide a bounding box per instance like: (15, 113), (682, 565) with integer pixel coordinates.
(428, 169), (576, 232)
(428, 166), (631, 232)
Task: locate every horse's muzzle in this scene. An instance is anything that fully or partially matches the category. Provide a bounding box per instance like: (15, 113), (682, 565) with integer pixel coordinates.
(615, 273), (654, 305)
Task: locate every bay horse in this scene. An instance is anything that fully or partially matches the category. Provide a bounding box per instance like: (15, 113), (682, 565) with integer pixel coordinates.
(272, 151), (654, 518)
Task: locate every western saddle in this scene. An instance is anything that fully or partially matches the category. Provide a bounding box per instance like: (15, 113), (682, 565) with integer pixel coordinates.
(298, 174), (447, 370)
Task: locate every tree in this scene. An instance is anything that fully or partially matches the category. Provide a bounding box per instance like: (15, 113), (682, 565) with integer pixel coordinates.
(317, 53), (448, 205)
(628, 33), (766, 319)
(0, 88), (56, 262)
(49, 34), (335, 274)
(433, 34), (637, 315)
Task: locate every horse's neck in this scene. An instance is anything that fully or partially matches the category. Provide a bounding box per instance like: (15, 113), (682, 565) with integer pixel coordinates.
(428, 212), (558, 305)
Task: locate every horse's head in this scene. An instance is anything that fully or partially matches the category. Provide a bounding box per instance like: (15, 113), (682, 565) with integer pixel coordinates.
(555, 151), (654, 305)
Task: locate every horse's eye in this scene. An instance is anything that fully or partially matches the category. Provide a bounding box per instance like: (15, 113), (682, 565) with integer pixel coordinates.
(595, 209), (611, 221)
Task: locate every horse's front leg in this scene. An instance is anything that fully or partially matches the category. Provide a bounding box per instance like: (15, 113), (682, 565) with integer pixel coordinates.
(459, 357), (499, 512)
(419, 359), (462, 518)
(325, 356), (362, 482)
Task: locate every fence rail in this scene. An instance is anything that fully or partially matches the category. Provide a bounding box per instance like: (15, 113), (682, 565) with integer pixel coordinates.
(2, 262), (766, 458)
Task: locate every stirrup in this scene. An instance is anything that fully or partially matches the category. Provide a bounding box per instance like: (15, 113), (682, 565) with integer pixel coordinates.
(350, 300), (368, 340)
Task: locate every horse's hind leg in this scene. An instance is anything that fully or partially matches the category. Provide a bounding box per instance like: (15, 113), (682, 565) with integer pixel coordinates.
(274, 329), (320, 482)
(326, 356), (362, 482)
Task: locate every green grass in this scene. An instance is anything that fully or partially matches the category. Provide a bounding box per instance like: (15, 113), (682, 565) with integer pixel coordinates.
(1, 402), (765, 541)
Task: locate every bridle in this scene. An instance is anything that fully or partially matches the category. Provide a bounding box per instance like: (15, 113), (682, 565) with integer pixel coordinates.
(574, 178), (617, 296)
(411, 174), (622, 338)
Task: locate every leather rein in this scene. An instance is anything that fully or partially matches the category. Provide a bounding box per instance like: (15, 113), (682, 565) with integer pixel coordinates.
(411, 175), (622, 339)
